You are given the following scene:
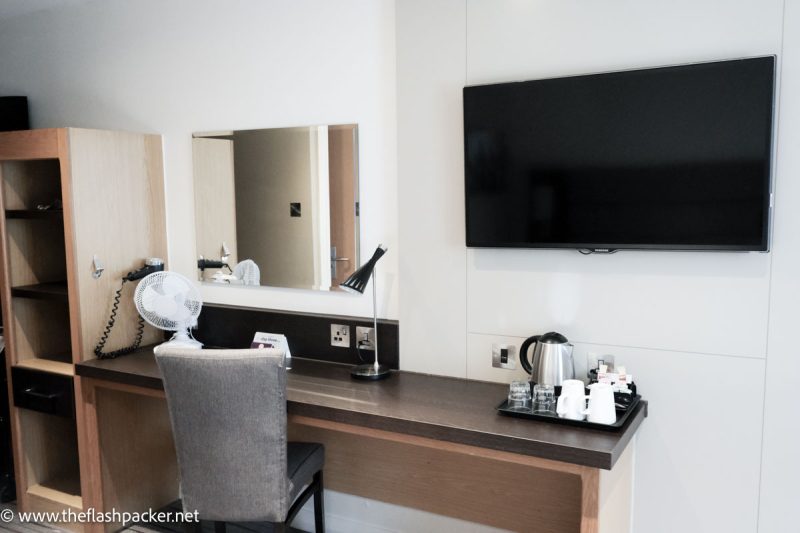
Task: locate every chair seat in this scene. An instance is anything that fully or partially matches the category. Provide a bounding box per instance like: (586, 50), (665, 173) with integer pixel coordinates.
(288, 442), (325, 502)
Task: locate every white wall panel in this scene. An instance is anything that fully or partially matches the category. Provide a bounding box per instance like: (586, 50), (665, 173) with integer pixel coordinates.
(466, 333), (767, 533)
(759, 1), (800, 531)
(596, 345), (764, 533)
(467, 248), (771, 358)
(466, 0), (783, 85)
(396, 0), (468, 376)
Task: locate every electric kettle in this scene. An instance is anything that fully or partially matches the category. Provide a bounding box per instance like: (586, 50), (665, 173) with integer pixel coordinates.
(519, 332), (575, 386)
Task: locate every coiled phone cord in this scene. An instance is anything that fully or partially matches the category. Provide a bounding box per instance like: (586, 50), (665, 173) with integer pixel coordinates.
(93, 279), (145, 359)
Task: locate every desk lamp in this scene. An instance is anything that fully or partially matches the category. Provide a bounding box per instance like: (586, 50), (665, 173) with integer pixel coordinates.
(340, 244), (389, 380)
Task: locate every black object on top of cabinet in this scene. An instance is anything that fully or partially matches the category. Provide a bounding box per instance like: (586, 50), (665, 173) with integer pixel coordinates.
(0, 97), (29, 132)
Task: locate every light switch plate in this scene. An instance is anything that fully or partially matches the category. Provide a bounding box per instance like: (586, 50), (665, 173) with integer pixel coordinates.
(492, 343), (517, 369)
(330, 324), (350, 348)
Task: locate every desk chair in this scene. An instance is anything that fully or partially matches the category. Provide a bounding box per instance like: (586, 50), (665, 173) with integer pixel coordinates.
(156, 347), (325, 533)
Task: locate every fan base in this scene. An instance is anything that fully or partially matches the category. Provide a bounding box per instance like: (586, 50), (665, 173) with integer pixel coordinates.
(155, 333), (203, 353)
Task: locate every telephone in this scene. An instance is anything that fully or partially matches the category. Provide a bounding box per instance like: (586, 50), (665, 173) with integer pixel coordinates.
(123, 258), (165, 282)
(197, 256), (233, 283)
(94, 258), (164, 359)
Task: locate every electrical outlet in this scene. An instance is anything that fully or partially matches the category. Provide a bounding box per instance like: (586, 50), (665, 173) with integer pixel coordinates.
(355, 326), (375, 350)
(492, 343), (517, 369)
(587, 352), (615, 373)
(330, 324), (350, 348)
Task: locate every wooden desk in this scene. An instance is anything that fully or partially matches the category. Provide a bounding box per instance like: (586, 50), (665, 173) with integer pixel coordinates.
(76, 349), (646, 533)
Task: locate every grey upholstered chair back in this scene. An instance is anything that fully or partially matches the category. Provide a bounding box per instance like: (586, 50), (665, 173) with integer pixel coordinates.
(156, 347), (289, 522)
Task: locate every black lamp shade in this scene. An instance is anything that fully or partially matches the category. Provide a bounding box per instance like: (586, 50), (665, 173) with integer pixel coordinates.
(340, 245), (387, 294)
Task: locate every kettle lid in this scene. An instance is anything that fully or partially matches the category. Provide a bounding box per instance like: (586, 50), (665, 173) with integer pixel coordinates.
(539, 331), (568, 344)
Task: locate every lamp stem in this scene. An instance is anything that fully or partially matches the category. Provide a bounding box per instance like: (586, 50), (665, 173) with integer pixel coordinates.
(372, 268), (379, 370)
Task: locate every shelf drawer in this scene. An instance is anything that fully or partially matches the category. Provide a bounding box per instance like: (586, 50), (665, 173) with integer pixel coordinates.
(11, 367), (74, 419)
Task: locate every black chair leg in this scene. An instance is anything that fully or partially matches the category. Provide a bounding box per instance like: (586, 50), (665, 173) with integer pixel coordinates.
(313, 470), (325, 533)
(214, 522), (226, 533)
(184, 520), (202, 533)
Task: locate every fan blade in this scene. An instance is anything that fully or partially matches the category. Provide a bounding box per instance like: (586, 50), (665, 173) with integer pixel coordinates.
(160, 274), (187, 297)
(140, 286), (162, 313)
(152, 294), (178, 318)
(170, 303), (193, 323)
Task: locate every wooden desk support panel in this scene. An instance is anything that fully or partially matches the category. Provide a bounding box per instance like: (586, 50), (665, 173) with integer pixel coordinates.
(290, 415), (585, 533)
(288, 416), (633, 533)
(81, 379), (177, 533)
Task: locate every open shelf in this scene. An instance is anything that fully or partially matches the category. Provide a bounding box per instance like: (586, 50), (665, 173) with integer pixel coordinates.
(14, 359), (74, 377)
(1, 159), (62, 211)
(17, 409), (81, 506)
(11, 298), (73, 365)
(5, 218), (67, 288)
(28, 478), (83, 510)
(5, 208), (63, 220)
(11, 281), (68, 302)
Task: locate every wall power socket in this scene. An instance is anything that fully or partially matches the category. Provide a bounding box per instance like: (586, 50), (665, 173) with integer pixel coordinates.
(356, 326), (375, 350)
(330, 324), (350, 348)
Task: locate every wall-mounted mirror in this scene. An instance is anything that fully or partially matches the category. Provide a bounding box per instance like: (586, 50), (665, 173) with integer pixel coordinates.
(192, 124), (360, 291)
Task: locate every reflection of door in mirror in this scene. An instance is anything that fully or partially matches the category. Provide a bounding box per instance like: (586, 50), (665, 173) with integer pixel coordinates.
(328, 125), (358, 287)
(192, 137), (238, 270)
(192, 124), (360, 291)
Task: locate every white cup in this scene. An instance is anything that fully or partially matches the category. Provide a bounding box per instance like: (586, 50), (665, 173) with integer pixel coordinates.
(556, 379), (587, 421)
(583, 382), (617, 425)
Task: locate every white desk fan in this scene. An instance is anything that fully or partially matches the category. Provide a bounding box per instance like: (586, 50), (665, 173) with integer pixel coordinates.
(134, 271), (203, 351)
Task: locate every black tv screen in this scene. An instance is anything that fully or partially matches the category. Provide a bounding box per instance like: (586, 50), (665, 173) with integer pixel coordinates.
(464, 56), (776, 251)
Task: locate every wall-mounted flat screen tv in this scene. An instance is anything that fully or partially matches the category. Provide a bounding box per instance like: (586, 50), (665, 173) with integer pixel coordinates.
(463, 56), (776, 252)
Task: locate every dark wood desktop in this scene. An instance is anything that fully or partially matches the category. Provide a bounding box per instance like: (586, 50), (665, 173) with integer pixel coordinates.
(76, 347), (646, 533)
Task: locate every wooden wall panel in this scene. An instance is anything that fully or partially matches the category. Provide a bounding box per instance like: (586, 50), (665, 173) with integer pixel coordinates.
(64, 129), (167, 362)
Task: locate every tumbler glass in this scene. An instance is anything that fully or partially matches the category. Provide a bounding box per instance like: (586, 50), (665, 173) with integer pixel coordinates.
(533, 383), (556, 414)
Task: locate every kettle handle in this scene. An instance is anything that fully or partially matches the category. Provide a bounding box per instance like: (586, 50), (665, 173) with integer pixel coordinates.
(519, 335), (541, 375)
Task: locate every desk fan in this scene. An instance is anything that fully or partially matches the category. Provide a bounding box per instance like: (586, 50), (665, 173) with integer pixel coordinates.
(134, 271), (203, 351)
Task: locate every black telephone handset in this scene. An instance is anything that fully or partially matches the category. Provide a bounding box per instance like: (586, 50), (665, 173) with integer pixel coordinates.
(124, 258), (165, 281)
(94, 258), (164, 359)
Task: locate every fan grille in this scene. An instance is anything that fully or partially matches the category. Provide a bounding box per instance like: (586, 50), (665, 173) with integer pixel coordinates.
(134, 272), (202, 331)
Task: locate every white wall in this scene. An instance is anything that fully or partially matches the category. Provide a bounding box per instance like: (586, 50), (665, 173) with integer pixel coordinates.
(759, 0), (800, 530)
(0, 0), (399, 320)
(396, 0), (468, 377)
(397, 1), (797, 532)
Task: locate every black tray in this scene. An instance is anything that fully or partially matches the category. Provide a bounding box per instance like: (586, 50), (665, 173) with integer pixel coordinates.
(496, 393), (642, 431)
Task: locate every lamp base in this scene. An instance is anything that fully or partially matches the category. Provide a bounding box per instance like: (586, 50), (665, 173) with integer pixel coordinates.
(350, 363), (391, 380)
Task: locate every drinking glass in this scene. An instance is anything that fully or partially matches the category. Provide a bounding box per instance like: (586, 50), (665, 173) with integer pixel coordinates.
(507, 380), (532, 410)
(533, 384), (556, 414)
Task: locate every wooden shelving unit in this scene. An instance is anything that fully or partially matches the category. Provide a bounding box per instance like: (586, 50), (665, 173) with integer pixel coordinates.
(0, 128), (167, 528)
